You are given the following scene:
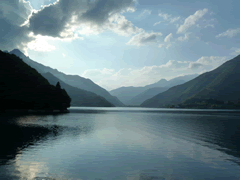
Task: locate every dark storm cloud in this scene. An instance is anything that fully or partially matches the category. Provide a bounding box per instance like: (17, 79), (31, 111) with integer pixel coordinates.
(28, 0), (136, 37)
(1, 0), (32, 23)
(81, 0), (135, 24)
(0, 17), (33, 51)
(28, 4), (68, 37)
(0, 0), (33, 52)
(0, 0), (137, 52)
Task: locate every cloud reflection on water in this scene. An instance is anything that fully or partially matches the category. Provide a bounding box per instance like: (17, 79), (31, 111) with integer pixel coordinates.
(1, 109), (240, 179)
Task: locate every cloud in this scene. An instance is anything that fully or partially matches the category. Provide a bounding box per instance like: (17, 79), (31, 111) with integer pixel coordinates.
(27, 0), (137, 38)
(204, 24), (214, 28)
(158, 12), (180, 23)
(177, 33), (190, 41)
(202, 18), (215, 29)
(108, 14), (143, 36)
(166, 44), (172, 49)
(164, 33), (173, 42)
(188, 62), (203, 69)
(177, 8), (208, 34)
(158, 44), (172, 49)
(0, 0), (141, 53)
(82, 68), (115, 81)
(127, 31), (162, 46)
(169, 16), (181, 23)
(236, 49), (240, 54)
(216, 28), (240, 38)
(156, 33), (173, 49)
(1, 0), (32, 26)
(82, 56), (228, 90)
(190, 56), (227, 70)
(77, 13), (143, 36)
(0, 0), (34, 53)
(230, 48), (240, 55)
(158, 12), (171, 20)
(139, 9), (151, 17)
(153, 21), (161, 26)
(27, 35), (56, 52)
(158, 44), (164, 48)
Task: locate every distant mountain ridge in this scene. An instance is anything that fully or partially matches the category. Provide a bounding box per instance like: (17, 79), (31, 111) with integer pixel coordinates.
(10, 49), (124, 107)
(110, 86), (147, 105)
(41, 72), (114, 107)
(127, 87), (169, 106)
(110, 74), (198, 105)
(141, 54), (240, 108)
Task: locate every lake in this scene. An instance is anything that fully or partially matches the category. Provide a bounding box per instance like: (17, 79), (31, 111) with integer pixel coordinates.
(1, 107), (240, 180)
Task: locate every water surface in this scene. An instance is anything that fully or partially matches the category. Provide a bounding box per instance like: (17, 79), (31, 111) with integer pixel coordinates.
(1, 107), (240, 180)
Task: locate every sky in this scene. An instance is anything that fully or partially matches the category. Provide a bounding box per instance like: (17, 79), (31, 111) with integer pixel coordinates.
(1, 0), (240, 90)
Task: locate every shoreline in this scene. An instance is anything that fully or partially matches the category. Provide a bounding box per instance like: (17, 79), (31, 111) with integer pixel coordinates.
(0, 109), (69, 115)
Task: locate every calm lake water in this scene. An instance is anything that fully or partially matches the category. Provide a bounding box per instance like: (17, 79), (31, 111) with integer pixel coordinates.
(1, 107), (240, 180)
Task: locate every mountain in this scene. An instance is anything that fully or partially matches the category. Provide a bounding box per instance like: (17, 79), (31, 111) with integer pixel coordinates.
(0, 50), (71, 111)
(142, 74), (198, 90)
(142, 79), (168, 90)
(10, 49), (124, 107)
(141, 55), (240, 108)
(41, 72), (114, 107)
(169, 74), (199, 82)
(127, 87), (170, 106)
(110, 74), (198, 105)
(109, 86), (148, 105)
(147, 79), (168, 87)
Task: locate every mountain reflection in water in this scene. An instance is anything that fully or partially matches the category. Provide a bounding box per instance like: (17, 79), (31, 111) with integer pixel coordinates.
(0, 107), (240, 180)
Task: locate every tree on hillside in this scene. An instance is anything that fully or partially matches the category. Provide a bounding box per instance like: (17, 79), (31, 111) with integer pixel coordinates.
(56, 82), (61, 89)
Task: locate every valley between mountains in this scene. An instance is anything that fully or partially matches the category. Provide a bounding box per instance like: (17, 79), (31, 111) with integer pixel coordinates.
(2, 49), (240, 110)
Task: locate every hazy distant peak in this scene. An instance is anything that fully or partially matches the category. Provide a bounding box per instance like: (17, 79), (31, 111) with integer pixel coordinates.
(10, 49), (22, 53)
(154, 79), (168, 86)
(170, 74), (199, 82)
(10, 49), (25, 57)
(157, 79), (167, 83)
(44, 72), (53, 76)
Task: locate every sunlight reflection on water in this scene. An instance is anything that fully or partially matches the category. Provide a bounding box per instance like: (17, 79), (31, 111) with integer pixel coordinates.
(1, 107), (240, 180)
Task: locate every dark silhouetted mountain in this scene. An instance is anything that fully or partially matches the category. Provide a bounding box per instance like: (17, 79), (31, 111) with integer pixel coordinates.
(41, 72), (114, 107)
(0, 50), (71, 111)
(110, 74), (198, 105)
(127, 87), (170, 106)
(141, 55), (240, 107)
(10, 49), (124, 107)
